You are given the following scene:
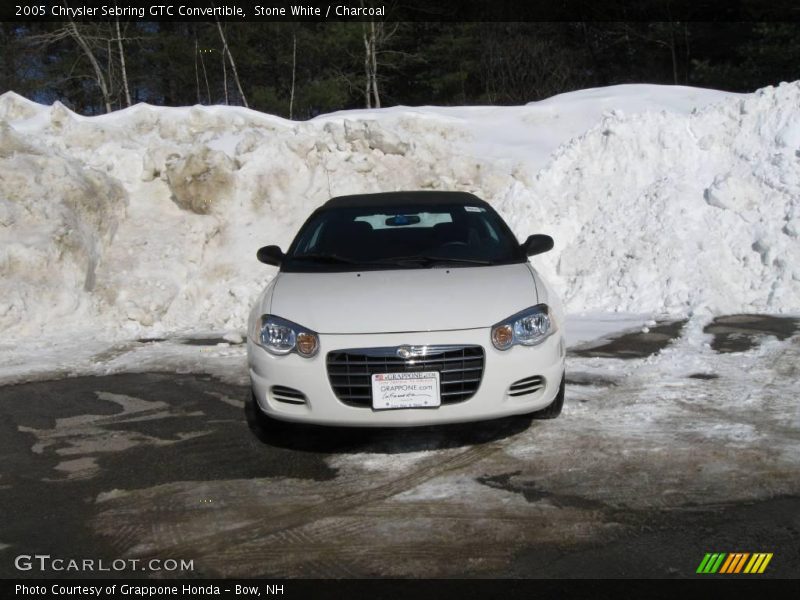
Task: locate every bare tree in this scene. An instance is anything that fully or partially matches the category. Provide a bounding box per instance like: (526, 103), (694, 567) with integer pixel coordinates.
(221, 41), (228, 105)
(197, 43), (212, 103)
(611, 21), (689, 86)
(194, 37), (201, 103)
(27, 16), (143, 112)
(480, 23), (585, 103)
(360, 2), (402, 109)
(114, 16), (131, 106)
(369, 21), (380, 108)
(66, 19), (112, 112)
(289, 32), (297, 119)
(362, 19), (396, 108)
(214, 19), (248, 107)
(362, 22), (373, 108)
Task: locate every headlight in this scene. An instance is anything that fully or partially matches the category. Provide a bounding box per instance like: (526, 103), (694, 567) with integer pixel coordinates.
(491, 304), (555, 350)
(250, 314), (319, 357)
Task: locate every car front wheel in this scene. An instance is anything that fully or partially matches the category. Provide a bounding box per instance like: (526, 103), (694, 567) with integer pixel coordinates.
(531, 374), (565, 419)
(245, 389), (286, 440)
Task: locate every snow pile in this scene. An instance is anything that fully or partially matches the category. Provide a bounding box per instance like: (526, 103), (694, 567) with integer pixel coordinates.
(0, 83), (798, 342)
(501, 83), (800, 315)
(0, 119), (126, 337)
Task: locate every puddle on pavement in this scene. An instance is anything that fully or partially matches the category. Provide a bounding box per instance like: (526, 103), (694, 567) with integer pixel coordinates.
(571, 319), (688, 359)
(477, 471), (608, 511)
(703, 314), (800, 353)
(0, 372), (340, 577)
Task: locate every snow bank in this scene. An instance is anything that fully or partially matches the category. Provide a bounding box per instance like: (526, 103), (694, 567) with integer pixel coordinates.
(0, 83), (798, 341)
(501, 83), (800, 315)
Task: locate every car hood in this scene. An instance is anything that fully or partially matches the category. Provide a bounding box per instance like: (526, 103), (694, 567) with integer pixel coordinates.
(267, 263), (539, 334)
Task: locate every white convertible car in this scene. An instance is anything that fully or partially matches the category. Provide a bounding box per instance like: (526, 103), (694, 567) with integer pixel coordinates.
(247, 191), (565, 427)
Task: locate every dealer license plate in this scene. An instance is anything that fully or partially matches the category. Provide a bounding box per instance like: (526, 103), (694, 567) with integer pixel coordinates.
(371, 371), (441, 410)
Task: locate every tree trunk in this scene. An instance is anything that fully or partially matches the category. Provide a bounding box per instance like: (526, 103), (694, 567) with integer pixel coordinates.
(194, 36), (201, 103)
(222, 46), (228, 104)
(215, 19), (248, 108)
(115, 18), (132, 107)
(363, 25), (371, 108)
(289, 33), (296, 119)
(198, 44), (211, 103)
(362, 20), (380, 109)
(370, 21), (380, 108)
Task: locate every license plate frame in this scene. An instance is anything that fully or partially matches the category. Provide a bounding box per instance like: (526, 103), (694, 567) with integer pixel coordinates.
(371, 371), (441, 410)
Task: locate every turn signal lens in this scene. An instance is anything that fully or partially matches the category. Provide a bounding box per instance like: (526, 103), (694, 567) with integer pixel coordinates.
(491, 324), (514, 350)
(296, 332), (319, 357)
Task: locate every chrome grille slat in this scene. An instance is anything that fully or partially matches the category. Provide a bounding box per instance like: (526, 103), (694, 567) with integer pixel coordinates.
(326, 355), (483, 367)
(442, 377), (482, 384)
(327, 345), (485, 408)
(441, 389), (480, 397)
(440, 365), (483, 374)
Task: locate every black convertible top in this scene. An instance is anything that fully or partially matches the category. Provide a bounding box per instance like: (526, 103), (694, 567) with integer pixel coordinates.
(322, 191), (490, 209)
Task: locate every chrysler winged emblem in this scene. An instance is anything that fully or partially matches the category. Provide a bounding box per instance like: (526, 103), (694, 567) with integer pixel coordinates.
(396, 345), (427, 359)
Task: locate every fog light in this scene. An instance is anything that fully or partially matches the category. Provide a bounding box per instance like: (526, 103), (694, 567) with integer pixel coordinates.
(296, 332), (319, 357)
(491, 324), (514, 350)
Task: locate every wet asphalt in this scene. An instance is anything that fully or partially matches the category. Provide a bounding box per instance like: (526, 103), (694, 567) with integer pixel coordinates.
(0, 315), (798, 579)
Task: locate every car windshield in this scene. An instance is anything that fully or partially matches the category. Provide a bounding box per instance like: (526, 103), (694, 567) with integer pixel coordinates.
(282, 203), (525, 272)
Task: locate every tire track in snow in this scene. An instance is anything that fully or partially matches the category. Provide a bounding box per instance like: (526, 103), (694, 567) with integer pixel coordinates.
(114, 435), (510, 573)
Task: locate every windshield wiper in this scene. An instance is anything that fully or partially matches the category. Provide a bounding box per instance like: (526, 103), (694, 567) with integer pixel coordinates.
(290, 253), (359, 264)
(373, 255), (493, 266)
(291, 254), (493, 268)
(290, 254), (425, 269)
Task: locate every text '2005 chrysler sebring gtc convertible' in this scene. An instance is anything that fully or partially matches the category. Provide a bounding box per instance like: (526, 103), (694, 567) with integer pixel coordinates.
(248, 191), (565, 427)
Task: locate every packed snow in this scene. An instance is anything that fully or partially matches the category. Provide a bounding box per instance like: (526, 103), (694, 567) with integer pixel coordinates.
(0, 82), (799, 384)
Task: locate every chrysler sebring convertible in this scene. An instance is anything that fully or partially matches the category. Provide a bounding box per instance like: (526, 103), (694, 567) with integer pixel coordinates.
(247, 191), (565, 427)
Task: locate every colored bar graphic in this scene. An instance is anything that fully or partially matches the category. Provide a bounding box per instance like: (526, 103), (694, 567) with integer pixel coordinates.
(725, 553), (735, 573)
(703, 553), (720, 573)
(720, 553), (736, 573)
(744, 554), (761, 574)
(711, 553), (726, 573)
(733, 553), (749, 573)
(719, 554), (735, 573)
(698, 552), (773, 574)
(758, 553), (773, 573)
(697, 553), (713, 573)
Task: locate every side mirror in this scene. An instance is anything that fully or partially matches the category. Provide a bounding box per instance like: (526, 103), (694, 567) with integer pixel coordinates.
(521, 234), (554, 257)
(257, 245), (284, 266)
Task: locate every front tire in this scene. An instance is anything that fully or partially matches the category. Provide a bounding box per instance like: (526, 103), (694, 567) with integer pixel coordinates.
(531, 374), (565, 419)
(245, 389), (286, 440)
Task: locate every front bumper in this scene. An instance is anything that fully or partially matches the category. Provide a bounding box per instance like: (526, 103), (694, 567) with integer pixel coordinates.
(248, 328), (565, 427)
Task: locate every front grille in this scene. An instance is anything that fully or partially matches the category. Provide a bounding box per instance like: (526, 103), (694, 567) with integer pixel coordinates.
(508, 375), (545, 397)
(327, 345), (485, 408)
